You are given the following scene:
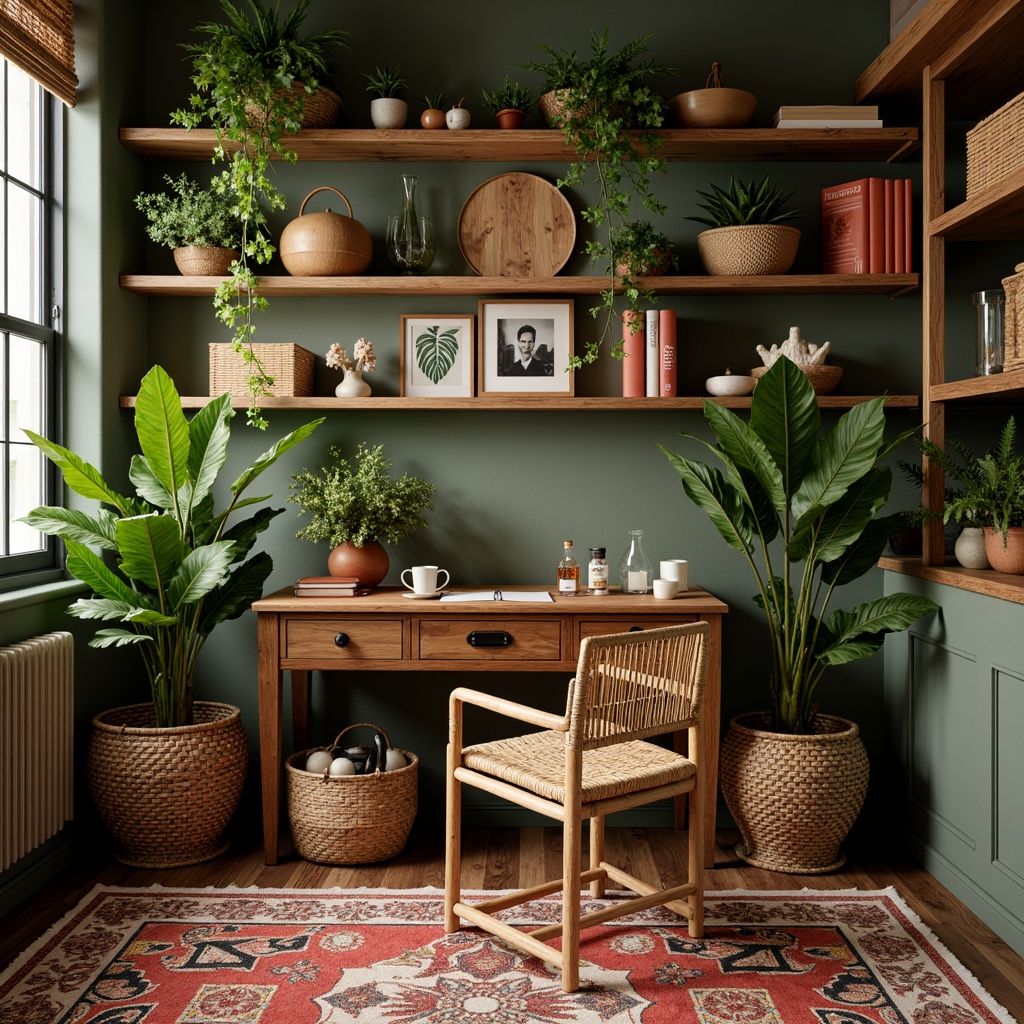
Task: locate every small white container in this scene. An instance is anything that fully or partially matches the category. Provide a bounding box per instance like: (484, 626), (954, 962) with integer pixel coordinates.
(653, 578), (679, 600)
(706, 372), (756, 396)
(659, 559), (689, 590)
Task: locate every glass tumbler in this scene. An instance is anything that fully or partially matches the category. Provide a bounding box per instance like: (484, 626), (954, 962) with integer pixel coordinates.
(973, 289), (1005, 375)
(386, 214), (435, 274)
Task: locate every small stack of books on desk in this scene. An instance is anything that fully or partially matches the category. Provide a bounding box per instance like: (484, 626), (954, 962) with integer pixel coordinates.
(294, 576), (361, 597)
(772, 105), (882, 128)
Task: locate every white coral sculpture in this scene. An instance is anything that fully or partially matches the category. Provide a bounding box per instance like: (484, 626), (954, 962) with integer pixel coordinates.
(756, 326), (831, 367)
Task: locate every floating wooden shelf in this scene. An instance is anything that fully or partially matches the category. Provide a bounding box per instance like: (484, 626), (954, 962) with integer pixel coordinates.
(118, 394), (919, 412)
(927, 367), (1024, 403)
(879, 555), (1024, 605)
(929, 169), (1024, 240)
(119, 126), (919, 164)
(119, 273), (920, 298)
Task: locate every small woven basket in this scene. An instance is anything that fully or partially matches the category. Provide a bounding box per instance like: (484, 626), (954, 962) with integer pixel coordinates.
(1001, 261), (1024, 373)
(208, 343), (315, 397)
(245, 82), (345, 128)
(750, 363), (843, 395)
(173, 246), (237, 277)
(286, 723), (418, 865)
(697, 224), (800, 276)
(967, 90), (1024, 198)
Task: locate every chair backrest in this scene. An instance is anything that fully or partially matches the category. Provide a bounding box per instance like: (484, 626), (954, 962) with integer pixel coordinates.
(565, 622), (710, 750)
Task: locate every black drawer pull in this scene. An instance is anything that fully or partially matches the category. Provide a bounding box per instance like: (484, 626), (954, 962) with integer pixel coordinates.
(467, 630), (513, 648)
(629, 626), (643, 632)
(334, 632), (350, 648)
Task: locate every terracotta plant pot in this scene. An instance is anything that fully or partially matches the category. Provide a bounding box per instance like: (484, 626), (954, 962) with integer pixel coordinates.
(495, 108), (526, 130)
(420, 107), (446, 129)
(984, 526), (1024, 574)
(173, 245), (237, 277)
(615, 248), (673, 277)
(327, 539), (390, 587)
(697, 224), (800, 275)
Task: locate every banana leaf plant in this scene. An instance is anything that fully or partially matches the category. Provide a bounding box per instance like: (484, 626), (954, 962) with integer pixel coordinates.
(23, 365), (323, 728)
(661, 356), (939, 734)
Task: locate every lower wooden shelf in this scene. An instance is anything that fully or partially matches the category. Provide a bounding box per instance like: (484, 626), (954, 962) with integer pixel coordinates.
(927, 366), (1024, 403)
(878, 555), (1024, 604)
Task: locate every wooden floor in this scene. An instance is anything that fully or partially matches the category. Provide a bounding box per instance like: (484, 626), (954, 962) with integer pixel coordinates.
(3, 823), (1023, 1020)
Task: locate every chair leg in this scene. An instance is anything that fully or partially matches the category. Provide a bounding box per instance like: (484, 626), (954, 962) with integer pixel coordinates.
(688, 727), (705, 937)
(589, 815), (605, 898)
(561, 802), (582, 992)
(444, 740), (462, 933)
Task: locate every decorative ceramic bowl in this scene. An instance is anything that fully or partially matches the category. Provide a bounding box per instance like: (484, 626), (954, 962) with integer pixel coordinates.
(706, 373), (756, 396)
(668, 87), (756, 128)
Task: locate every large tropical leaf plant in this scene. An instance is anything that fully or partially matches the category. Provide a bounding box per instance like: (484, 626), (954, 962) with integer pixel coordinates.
(22, 365), (323, 728)
(661, 356), (939, 734)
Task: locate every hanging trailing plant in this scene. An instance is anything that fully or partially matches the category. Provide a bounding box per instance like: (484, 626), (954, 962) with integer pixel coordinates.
(519, 29), (671, 366)
(171, 0), (348, 428)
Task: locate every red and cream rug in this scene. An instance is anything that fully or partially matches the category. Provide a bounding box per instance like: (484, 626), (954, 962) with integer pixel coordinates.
(0, 886), (1014, 1023)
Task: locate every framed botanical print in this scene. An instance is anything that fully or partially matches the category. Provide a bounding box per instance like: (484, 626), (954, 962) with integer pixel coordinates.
(478, 299), (574, 395)
(400, 315), (475, 398)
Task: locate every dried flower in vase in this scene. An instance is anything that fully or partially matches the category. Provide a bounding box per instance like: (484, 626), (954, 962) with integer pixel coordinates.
(326, 338), (377, 374)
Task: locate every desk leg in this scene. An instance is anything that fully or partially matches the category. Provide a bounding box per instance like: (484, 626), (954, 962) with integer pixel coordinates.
(258, 612), (283, 865)
(701, 614), (721, 867)
(291, 670), (311, 755)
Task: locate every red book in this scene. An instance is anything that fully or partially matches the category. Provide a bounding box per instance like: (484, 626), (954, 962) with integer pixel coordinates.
(893, 180), (906, 273)
(903, 179), (913, 272)
(868, 178), (885, 274)
(883, 178), (895, 273)
(821, 178), (870, 273)
(658, 309), (677, 396)
(622, 311), (645, 397)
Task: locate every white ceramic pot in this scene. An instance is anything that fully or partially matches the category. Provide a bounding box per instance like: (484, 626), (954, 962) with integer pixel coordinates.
(954, 526), (990, 569)
(446, 106), (471, 129)
(335, 368), (372, 398)
(370, 97), (407, 129)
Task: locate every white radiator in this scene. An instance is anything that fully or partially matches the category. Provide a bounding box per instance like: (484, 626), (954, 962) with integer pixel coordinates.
(0, 631), (74, 870)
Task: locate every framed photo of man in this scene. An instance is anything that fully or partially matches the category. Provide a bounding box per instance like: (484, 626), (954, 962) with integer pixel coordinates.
(478, 299), (574, 395)
(400, 314), (475, 398)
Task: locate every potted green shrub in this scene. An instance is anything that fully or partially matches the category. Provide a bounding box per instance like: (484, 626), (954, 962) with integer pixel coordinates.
(612, 219), (676, 277)
(661, 356), (938, 871)
(519, 29), (672, 365)
(134, 173), (242, 276)
(687, 173), (802, 275)
(481, 75), (533, 129)
(288, 441), (435, 586)
(363, 65), (408, 128)
(22, 365), (323, 865)
(171, 0), (349, 428)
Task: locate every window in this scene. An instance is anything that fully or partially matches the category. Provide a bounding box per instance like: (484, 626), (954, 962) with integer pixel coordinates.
(0, 56), (62, 587)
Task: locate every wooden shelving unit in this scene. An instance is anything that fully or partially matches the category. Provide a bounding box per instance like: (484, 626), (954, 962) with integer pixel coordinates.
(878, 555), (1024, 605)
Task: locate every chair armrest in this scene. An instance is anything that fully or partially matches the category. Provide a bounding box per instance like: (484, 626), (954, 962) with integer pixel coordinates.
(450, 686), (569, 732)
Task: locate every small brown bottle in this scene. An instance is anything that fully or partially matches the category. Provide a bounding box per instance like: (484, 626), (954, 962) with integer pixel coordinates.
(556, 540), (581, 594)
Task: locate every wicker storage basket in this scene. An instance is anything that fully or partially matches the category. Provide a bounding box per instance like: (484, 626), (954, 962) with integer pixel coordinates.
(208, 343), (315, 397)
(697, 224), (800, 276)
(967, 90), (1024, 198)
(286, 723), (418, 865)
(750, 362), (843, 395)
(1001, 260), (1024, 372)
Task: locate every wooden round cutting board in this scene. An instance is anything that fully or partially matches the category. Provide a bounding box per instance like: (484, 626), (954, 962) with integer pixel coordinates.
(458, 173), (576, 277)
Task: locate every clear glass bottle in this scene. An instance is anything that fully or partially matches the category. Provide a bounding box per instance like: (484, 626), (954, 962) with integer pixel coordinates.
(386, 173), (435, 274)
(973, 289), (1005, 375)
(619, 529), (651, 594)
(588, 546), (608, 593)
(556, 540), (580, 594)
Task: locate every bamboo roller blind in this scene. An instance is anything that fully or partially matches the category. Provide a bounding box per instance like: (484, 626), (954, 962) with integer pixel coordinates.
(0, 0), (76, 107)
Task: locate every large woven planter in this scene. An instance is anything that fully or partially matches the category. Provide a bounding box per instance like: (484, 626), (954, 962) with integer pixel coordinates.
(720, 712), (868, 873)
(984, 526), (1024, 574)
(88, 701), (247, 868)
(697, 224), (800, 275)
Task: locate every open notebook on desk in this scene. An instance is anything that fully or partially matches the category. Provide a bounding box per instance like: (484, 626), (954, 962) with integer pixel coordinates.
(440, 590), (554, 603)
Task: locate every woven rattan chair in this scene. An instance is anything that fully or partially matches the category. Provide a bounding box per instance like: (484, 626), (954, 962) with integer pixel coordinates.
(444, 621), (710, 992)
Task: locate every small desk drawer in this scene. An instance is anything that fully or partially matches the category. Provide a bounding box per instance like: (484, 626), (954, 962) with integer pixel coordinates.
(418, 618), (562, 661)
(284, 618), (404, 661)
(577, 617), (698, 647)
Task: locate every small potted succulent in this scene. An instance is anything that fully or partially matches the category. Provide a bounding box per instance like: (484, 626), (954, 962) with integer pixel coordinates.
(134, 173), (242, 276)
(288, 441), (436, 586)
(611, 219), (676, 277)
(421, 93), (446, 129)
(363, 65), (407, 128)
(686, 173), (802, 276)
(481, 75), (533, 129)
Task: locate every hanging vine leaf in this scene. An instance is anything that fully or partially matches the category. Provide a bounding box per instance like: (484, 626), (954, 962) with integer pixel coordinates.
(415, 326), (460, 384)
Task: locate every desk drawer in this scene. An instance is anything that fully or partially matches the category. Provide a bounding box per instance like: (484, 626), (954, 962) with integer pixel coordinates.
(418, 618), (562, 661)
(577, 617), (698, 649)
(284, 618), (404, 661)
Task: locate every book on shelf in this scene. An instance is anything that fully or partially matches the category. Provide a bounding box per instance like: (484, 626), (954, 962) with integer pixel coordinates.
(773, 104), (879, 123)
(294, 586), (368, 597)
(774, 118), (883, 129)
(821, 177), (913, 274)
(645, 309), (659, 396)
(294, 575), (360, 596)
(621, 311), (645, 397)
(659, 309), (677, 397)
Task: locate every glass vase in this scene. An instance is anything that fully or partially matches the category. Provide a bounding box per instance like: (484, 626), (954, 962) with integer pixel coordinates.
(386, 174), (435, 274)
(619, 529), (651, 594)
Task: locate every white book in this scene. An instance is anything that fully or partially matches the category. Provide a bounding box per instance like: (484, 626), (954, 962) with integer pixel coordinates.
(645, 310), (659, 397)
(774, 119), (883, 129)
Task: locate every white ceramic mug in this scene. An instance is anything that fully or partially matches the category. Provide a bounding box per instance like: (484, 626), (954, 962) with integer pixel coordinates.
(659, 559), (689, 591)
(401, 565), (450, 594)
(653, 578), (679, 600)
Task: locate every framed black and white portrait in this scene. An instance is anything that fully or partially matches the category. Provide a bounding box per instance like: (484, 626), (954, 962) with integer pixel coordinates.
(478, 299), (574, 396)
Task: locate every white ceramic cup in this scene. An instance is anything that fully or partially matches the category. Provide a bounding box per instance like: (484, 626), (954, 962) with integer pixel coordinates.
(653, 578), (679, 600)
(401, 565), (450, 594)
(660, 559), (689, 590)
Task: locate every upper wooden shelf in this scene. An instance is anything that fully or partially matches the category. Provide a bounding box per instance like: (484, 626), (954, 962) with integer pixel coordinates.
(879, 555), (1024, 604)
(928, 366), (1024, 403)
(857, 0), (1024, 117)
(929, 168), (1024, 239)
(119, 394), (919, 412)
(118, 127), (919, 164)
(119, 273), (919, 298)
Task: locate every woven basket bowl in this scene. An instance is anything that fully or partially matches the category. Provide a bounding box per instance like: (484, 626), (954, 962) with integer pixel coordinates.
(87, 701), (247, 868)
(751, 362), (843, 395)
(668, 87), (756, 128)
(697, 224), (800, 276)
(720, 712), (869, 873)
(245, 82), (345, 128)
(173, 245), (237, 277)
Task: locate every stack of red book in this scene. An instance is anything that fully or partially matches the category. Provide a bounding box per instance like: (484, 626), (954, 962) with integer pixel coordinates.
(821, 177), (913, 274)
(293, 576), (361, 597)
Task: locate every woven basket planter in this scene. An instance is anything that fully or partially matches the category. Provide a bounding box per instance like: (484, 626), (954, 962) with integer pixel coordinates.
(286, 723), (418, 865)
(697, 224), (800, 276)
(87, 701), (247, 868)
(245, 82), (345, 128)
(720, 712), (869, 873)
(172, 246), (237, 277)
(208, 342), (315, 397)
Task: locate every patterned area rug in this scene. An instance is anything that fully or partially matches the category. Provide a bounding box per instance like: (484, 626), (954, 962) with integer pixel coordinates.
(0, 886), (1014, 1023)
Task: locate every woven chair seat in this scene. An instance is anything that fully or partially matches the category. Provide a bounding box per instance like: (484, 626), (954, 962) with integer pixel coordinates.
(462, 730), (695, 804)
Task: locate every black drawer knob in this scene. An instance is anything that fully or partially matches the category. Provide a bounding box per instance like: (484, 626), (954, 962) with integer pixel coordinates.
(467, 630), (513, 648)
(334, 632), (350, 648)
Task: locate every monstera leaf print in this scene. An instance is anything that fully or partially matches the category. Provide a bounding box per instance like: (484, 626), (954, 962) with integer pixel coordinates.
(415, 325), (460, 384)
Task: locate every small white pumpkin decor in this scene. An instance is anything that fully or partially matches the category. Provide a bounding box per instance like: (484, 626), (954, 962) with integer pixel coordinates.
(446, 98), (471, 129)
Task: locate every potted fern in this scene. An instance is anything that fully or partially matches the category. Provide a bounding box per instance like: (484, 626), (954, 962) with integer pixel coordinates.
(481, 75), (533, 129)
(687, 173), (802, 275)
(612, 219), (675, 277)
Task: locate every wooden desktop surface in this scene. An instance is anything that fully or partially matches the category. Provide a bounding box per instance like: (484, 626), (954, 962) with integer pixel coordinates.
(253, 584), (729, 865)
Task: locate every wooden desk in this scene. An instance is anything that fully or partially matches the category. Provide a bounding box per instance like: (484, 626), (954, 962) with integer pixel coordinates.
(253, 584), (728, 866)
